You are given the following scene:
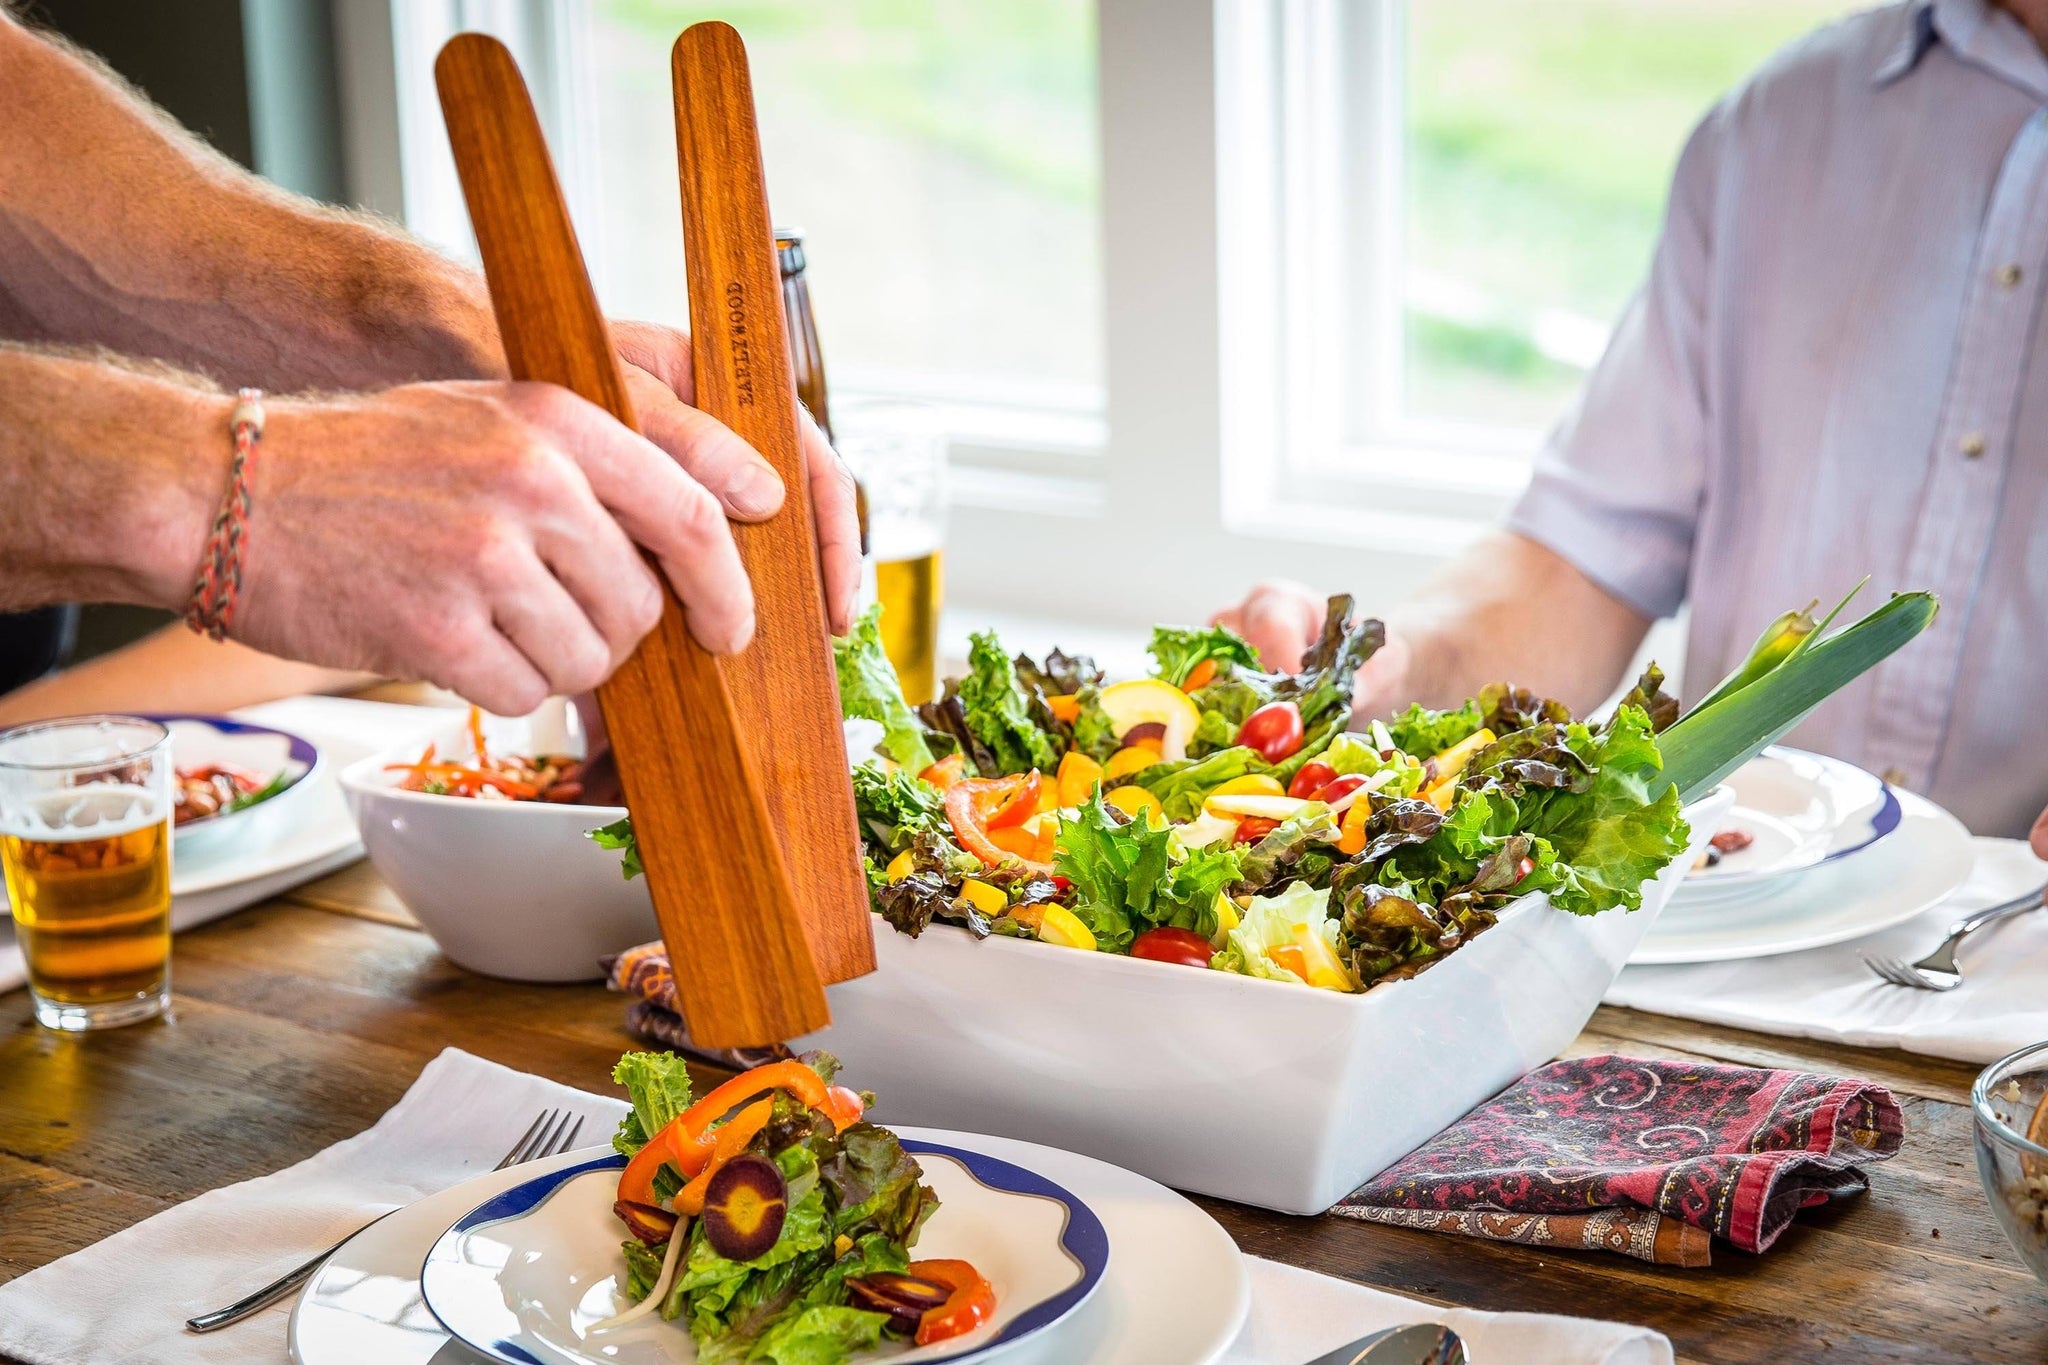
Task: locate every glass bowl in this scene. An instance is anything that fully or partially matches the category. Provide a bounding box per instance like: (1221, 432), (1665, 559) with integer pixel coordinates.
(1973, 1040), (2048, 1285)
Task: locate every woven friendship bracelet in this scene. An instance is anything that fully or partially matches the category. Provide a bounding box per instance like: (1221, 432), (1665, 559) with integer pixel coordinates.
(183, 388), (266, 641)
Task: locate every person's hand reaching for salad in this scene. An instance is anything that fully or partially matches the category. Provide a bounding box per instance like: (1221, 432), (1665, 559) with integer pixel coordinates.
(1212, 579), (1410, 719)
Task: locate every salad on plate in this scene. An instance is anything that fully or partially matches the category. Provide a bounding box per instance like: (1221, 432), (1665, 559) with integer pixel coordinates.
(598, 1048), (992, 1361)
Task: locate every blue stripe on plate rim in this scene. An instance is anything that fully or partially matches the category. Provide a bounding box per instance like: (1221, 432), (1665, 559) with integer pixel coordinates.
(1818, 782), (1901, 865)
(420, 1139), (1111, 1365)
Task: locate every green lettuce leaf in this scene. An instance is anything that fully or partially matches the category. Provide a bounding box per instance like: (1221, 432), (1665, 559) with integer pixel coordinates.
(745, 1305), (889, 1365)
(611, 1050), (693, 1159)
(849, 763), (946, 856)
(587, 815), (642, 880)
(957, 631), (1062, 776)
(834, 603), (937, 773)
(1211, 881), (1348, 986)
(1386, 699), (1484, 757)
(1054, 795), (1245, 949)
(1147, 623), (1261, 687)
(1513, 706), (1689, 916)
(1125, 746), (1270, 823)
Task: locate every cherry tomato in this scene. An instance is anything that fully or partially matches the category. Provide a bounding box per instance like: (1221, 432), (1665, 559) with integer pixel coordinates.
(1130, 926), (1218, 968)
(1312, 773), (1368, 804)
(1287, 761), (1337, 800)
(1233, 815), (1281, 845)
(820, 1085), (865, 1132)
(1237, 701), (1304, 763)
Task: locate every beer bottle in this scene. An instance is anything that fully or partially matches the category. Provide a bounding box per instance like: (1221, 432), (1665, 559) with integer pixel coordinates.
(776, 228), (869, 555)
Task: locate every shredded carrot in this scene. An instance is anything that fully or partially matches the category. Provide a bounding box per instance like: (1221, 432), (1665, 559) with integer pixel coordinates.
(467, 706), (489, 764)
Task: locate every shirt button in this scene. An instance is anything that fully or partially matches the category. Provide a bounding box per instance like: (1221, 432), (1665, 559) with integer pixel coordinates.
(1881, 766), (1910, 788)
(1960, 431), (1987, 458)
(1999, 263), (2024, 288)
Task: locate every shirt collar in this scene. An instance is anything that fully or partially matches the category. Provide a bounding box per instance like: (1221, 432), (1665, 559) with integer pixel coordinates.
(1874, 0), (2048, 100)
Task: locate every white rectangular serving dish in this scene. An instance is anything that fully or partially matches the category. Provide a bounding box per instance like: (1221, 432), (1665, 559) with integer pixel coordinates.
(796, 787), (1731, 1215)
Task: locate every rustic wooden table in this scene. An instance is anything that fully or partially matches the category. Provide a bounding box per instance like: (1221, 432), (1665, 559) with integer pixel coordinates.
(2, 864), (2042, 1364)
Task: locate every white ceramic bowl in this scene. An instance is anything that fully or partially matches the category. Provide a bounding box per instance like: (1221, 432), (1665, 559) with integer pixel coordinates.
(796, 786), (1734, 1215)
(339, 715), (653, 982)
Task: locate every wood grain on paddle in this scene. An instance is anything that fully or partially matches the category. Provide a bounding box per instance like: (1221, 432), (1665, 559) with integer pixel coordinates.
(435, 33), (827, 1047)
(671, 21), (874, 983)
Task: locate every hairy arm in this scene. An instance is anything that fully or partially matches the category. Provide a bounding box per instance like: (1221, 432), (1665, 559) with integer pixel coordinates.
(0, 12), (497, 389)
(0, 628), (372, 729)
(0, 346), (228, 615)
(1214, 531), (1652, 721)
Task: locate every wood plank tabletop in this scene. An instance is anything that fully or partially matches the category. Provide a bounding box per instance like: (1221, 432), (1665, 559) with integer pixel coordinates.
(2, 869), (2043, 1364)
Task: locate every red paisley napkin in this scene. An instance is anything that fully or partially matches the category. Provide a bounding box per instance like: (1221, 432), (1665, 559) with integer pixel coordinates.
(1332, 1054), (1903, 1267)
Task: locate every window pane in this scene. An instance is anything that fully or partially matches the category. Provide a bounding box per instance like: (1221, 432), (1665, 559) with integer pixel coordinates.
(585, 0), (1101, 405)
(1401, 0), (1855, 431)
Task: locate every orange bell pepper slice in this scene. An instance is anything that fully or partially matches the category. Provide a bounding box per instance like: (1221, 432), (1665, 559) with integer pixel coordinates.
(1045, 693), (1082, 723)
(617, 1060), (832, 1206)
(671, 1097), (774, 1216)
(1181, 659), (1218, 692)
(919, 754), (966, 790)
(910, 1259), (997, 1345)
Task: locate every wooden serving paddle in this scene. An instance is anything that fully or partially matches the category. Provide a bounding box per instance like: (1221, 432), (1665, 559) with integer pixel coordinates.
(671, 21), (875, 983)
(435, 33), (828, 1047)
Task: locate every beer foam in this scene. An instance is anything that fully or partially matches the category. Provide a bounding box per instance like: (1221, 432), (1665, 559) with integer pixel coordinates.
(0, 784), (164, 841)
(869, 517), (942, 563)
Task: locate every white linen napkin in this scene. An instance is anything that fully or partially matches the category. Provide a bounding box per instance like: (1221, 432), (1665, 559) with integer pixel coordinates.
(0, 1048), (625, 1365)
(0, 696), (451, 993)
(0, 1048), (1673, 1365)
(1605, 836), (2048, 1064)
(1224, 1257), (1671, 1365)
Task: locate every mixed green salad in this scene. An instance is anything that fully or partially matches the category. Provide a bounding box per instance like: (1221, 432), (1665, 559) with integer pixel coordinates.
(830, 595), (1691, 990)
(593, 584), (1936, 994)
(597, 1049), (992, 1362)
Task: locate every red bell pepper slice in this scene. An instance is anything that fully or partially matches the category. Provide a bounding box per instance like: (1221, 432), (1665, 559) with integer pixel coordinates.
(946, 777), (1053, 874)
(909, 1259), (997, 1345)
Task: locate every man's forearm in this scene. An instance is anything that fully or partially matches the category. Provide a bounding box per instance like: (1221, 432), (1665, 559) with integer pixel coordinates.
(1368, 531), (1652, 717)
(0, 15), (504, 391)
(0, 346), (230, 613)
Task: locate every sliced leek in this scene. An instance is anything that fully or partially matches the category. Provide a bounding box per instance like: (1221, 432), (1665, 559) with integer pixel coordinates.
(1657, 589), (1937, 804)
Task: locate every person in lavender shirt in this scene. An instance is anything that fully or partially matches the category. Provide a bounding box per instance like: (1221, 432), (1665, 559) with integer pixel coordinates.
(1217, 0), (2048, 854)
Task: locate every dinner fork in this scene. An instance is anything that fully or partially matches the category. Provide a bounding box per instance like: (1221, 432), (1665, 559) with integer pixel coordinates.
(1862, 883), (2048, 992)
(185, 1107), (587, 1332)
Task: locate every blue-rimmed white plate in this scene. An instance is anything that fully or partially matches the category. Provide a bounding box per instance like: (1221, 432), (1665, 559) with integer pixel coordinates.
(418, 1138), (1110, 1365)
(148, 712), (321, 857)
(1676, 746), (1900, 904)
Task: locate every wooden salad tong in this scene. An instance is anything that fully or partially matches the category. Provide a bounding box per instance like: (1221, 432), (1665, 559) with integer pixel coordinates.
(436, 34), (859, 1048)
(671, 21), (875, 986)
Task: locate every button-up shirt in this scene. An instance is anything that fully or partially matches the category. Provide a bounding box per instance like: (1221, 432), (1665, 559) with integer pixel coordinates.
(1508, 0), (2048, 837)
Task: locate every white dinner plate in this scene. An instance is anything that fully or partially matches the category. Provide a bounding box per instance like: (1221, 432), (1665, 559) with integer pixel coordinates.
(1631, 786), (1972, 964)
(1677, 747), (1897, 903)
(422, 1142), (1107, 1365)
(290, 1128), (1249, 1365)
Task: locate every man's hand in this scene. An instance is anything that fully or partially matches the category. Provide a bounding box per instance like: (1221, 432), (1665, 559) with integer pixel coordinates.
(235, 381), (760, 716)
(610, 320), (860, 636)
(1211, 578), (1411, 719)
(2031, 803), (2048, 862)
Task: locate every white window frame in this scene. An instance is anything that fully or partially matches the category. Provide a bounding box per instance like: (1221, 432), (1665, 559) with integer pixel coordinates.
(332, 0), (1532, 636)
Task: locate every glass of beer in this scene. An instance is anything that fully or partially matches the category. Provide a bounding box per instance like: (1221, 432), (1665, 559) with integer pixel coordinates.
(0, 716), (173, 1031)
(840, 400), (947, 705)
